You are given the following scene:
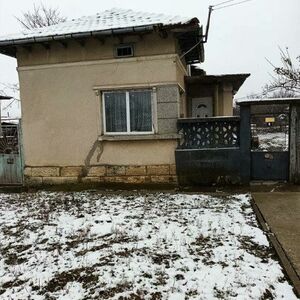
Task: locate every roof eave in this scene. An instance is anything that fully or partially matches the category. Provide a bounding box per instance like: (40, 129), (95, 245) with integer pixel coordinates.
(0, 20), (199, 48)
(0, 19), (201, 59)
(0, 25), (155, 46)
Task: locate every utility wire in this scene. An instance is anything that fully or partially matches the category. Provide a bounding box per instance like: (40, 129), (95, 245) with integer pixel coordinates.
(180, 0), (253, 60)
(2, 99), (19, 111)
(212, 0), (238, 8)
(213, 0), (253, 10)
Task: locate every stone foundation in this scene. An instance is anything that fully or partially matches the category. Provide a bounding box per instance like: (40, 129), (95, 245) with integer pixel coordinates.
(24, 165), (177, 186)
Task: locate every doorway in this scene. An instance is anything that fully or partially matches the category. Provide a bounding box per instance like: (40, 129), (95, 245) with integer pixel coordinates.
(191, 97), (213, 118)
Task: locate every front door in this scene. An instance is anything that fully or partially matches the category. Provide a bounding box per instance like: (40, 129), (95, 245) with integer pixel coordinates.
(192, 97), (213, 118)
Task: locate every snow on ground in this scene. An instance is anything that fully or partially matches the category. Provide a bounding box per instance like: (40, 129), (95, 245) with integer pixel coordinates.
(256, 130), (289, 152)
(0, 191), (297, 299)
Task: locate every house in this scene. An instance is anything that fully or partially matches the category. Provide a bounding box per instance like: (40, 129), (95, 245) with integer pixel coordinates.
(0, 8), (249, 186)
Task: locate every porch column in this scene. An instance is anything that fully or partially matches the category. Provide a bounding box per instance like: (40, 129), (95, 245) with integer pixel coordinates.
(222, 83), (233, 116)
(213, 84), (219, 116)
(239, 104), (251, 184)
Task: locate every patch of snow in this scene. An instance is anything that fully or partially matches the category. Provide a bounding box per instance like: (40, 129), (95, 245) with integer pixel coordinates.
(256, 130), (289, 151)
(58, 282), (85, 300)
(0, 192), (297, 299)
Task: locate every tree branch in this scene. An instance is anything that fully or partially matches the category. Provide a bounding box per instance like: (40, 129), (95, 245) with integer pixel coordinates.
(15, 3), (66, 30)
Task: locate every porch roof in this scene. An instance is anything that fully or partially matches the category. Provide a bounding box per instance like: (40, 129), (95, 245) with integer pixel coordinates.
(185, 73), (250, 93)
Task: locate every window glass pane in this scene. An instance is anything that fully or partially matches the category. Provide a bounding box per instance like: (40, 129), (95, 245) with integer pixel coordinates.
(104, 92), (127, 132)
(129, 90), (152, 132)
(117, 45), (133, 57)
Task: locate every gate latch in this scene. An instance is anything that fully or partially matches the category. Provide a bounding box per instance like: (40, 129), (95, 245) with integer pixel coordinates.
(7, 158), (14, 164)
(264, 153), (274, 160)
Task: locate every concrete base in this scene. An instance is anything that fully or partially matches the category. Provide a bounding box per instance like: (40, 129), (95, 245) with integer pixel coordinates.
(24, 164), (177, 187)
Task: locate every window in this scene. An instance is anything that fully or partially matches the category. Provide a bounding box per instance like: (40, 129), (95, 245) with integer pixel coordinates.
(115, 44), (134, 58)
(103, 90), (153, 134)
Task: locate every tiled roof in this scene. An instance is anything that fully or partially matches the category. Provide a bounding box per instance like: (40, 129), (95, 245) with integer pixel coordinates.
(0, 8), (198, 43)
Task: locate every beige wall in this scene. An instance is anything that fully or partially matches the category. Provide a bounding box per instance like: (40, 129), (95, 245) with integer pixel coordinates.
(18, 32), (185, 167)
(17, 33), (177, 67)
(98, 140), (177, 165)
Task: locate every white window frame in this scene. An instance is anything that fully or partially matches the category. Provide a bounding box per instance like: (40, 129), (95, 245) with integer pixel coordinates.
(102, 89), (155, 135)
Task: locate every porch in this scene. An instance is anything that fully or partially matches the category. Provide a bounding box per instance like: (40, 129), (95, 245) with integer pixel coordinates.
(184, 73), (250, 118)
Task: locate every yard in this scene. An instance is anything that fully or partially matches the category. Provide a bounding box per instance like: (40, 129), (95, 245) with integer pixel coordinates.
(0, 191), (297, 299)
(255, 128), (289, 152)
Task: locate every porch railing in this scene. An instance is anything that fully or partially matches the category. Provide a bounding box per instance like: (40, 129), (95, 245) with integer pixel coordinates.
(177, 116), (240, 149)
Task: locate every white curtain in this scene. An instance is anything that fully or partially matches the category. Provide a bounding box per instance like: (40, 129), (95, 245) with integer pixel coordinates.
(129, 90), (152, 132)
(104, 92), (127, 132)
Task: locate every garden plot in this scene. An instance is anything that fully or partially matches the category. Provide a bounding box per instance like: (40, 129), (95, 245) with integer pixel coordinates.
(0, 191), (297, 299)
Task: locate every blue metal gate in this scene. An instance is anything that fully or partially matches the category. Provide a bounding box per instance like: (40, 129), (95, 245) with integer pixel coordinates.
(250, 104), (290, 181)
(251, 151), (289, 181)
(0, 123), (23, 185)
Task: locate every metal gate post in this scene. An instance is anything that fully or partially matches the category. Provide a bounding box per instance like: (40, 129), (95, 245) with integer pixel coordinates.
(239, 104), (251, 184)
(290, 104), (300, 183)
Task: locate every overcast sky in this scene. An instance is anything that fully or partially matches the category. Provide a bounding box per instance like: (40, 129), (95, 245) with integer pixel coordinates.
(0, 0), (299, 99)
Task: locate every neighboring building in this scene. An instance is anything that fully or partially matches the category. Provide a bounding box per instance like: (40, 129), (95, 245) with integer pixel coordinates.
(0, 8), (249, 186)
(0, 95), (12, 123)
(250, 103), (289, 127)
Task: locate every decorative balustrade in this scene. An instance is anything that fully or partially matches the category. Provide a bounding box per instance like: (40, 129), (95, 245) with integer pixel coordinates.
(177, 117), (240, 149)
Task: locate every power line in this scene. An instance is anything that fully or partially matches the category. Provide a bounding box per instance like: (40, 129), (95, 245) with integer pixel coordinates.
(2, 99), (19, 111)
(213, 0), (253, 11)
(212, 0), (238, 8)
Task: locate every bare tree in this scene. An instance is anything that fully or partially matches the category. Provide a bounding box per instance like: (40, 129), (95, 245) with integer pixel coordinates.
(269, 89), (295, 98)
(1, 4), (66, 117)
(16, 3), (66, 29)
(263, 47), (300, 97)
(0, 83), (21, 118)
(246, 92), (262, 99)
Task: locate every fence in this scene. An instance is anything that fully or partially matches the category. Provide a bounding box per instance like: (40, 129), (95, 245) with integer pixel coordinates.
(0, 121), (23, 185)
(176, 116), (242, 185)
(175, 99), (300, 185)
(177, 117), (240, 149)
(0, 124), (20, 154)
